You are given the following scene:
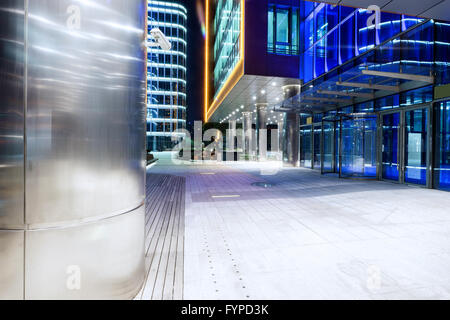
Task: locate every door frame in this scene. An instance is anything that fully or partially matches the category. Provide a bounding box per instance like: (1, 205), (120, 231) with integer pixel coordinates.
(321, 117), (339, 174)
(338, 113), (377, 179)
(299, 124), (313, 169)
(378, 103), (432, 188)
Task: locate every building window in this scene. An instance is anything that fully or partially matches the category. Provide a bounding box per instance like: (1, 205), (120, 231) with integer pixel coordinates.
(267, 5), (299, 55)
(213, 0), (241, 98)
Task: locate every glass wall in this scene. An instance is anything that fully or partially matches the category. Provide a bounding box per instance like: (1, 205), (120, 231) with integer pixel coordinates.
(340, 115), (377, 178)
(404, 108), (428, 185)
(434, 101), (450, 191)
(300, 125), (312, 168)
(313, 124), (321, 168)
(299, 1), (424, 84)
(382, 112), (400, 181)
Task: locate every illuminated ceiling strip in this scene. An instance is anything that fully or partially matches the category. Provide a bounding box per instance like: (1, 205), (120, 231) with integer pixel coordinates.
(147, 62), (186, 71)
(211, 195), (241, 199)
(147, 132), (186, 137)
(148, 8), (187, 19)
(148, 1), (187, 14)
(205, 0), (245, 122)
(147, 21), (187, 32)
(148, 90), (186, 96)
(147, 76), (186, 83)
(147, 118), (186, 123)
(147, 104), (186, 110)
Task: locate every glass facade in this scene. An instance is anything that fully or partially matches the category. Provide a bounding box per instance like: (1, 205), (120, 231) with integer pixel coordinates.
(299, 3), (424, 83)
(434, 101), (450, 191)
(213, 0), (241, 97)
(287, 1), (450, 190)
(147, 0), (187, 151)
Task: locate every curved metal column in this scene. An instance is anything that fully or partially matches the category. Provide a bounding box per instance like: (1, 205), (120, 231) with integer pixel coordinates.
(241, 112), (253, 160)
(282, 85), (301, 167)
(256, 104), (268, 161)
(0, 0), (147, 299)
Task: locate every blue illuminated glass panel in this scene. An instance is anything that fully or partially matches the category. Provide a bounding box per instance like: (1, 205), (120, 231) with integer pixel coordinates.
(435, 22), (450, 85)
(304, 12), (314, 49)
(303, 47), (314, 83)
(326, 4), (339, 32)
(434, 101), (450, 191)
(375, 94), (400, 111)
(326, 30), (338, 71)
(357, 9), (375, 54)
(300, 126), (312, 168)
(341, 116), (377, 178)
(379, 12), (401, 43)
(382, 113), (400, 181)
(404, 108), (428, 185)
(354, 101), (374, 113)
(340, 15), (354, 63)
(315, 3), (327, 41)
(403, 15), (424, 30)
(340, 6), (355, 21)
(400, 86), (433, 107)
(315, 38), (326, 77)
(314, 125), (322, 169)
(401, 22), (434, 75)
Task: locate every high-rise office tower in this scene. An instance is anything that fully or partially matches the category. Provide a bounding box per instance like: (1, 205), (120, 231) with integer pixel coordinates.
(147, 0), (187, 152)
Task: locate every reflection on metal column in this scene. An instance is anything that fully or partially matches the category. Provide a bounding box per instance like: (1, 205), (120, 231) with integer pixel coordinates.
(0, 0), (147, 299)
(282, 85), (301, 167)
(256, 104), (268, 161)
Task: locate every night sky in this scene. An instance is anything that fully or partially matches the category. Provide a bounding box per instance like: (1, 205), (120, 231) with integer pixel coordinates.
(180, 0), (205, 124)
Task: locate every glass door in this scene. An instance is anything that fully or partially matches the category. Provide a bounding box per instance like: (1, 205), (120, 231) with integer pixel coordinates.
(403, 107), (429, 186)
(321, 118), (339, 174)
(313, 125), (322, 169)
(381, 112), (401, 181)
(300, 125), (312, 168)
(340, 114), (377, 179)
(434, 100), (450, 191)
(379, 105), (431, 186)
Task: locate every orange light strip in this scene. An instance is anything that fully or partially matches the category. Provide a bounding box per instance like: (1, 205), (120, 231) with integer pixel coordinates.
(205, 0), (245, 122)
(204, 0), (210, 122)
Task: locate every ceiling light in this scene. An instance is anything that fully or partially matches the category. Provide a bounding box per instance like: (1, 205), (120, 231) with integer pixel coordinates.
(241, 105), (244, 109)
(261, 90), (266, 94)
(252, 96), (257, 100)
(272, 82), (277, 86)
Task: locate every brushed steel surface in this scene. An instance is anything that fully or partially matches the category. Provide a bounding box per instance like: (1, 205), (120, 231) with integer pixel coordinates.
(0, 0), (25, 228)
(25, 206), (145, 300)
(0, 230), (24, 300)
(0, 0), (147, 300)
(25, 0), (147, 226)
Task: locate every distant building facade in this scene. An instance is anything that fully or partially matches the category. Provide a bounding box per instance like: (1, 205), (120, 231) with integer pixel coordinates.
(147, 0), (187, 151)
